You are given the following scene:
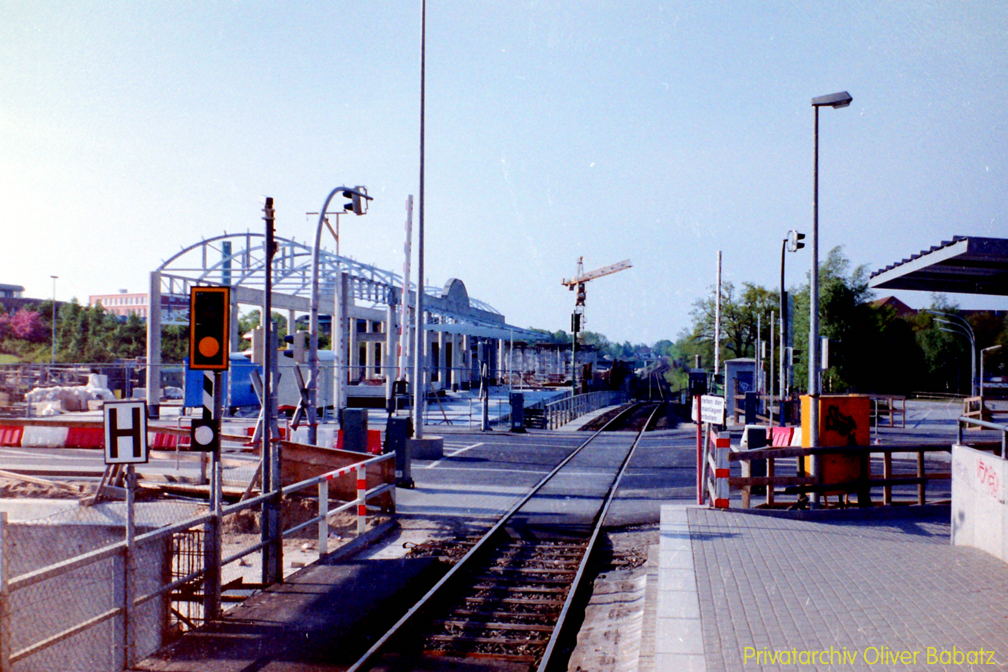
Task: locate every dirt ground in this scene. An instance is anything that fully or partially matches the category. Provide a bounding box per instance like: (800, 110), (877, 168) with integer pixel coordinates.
(0, 475), (97, 499)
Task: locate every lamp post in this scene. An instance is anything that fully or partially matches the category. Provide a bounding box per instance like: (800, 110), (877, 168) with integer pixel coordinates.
(982, 345), (1003, 399)
(809, 90), (852, 508)
(780, 230), (805, 426)
(414, 0), (427, 440)
(936, 321), (975, 396)
(929, 310), (977, 397)
(50, 275), (58, 365)
(308, 186), (371, 446)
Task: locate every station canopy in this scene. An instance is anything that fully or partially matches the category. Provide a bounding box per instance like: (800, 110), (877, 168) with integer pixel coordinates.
(869, 236), (1008, 296)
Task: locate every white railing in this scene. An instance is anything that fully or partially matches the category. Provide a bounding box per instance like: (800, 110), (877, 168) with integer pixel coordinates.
(543, 390), (627, 430)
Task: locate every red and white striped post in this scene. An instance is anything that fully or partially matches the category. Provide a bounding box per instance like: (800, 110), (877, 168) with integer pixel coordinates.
(708, 428), (731, 508)
(356, 464), (367, 535)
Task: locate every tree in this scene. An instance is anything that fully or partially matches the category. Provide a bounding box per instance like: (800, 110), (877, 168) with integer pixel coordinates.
(8, 309), (47, 343)
(685, 280), (780, 372)
(111, 313), (146, 359)
(789, 247), (886, 393)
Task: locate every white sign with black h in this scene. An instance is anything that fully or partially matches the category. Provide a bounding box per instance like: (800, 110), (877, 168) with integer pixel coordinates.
(103, 400), (149, 464)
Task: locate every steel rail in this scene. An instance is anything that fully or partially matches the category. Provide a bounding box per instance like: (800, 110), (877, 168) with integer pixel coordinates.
(346, 403), (646, 672)
(537, 403), (662, 671)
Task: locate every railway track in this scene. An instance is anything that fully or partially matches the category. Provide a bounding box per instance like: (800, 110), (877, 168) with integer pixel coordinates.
(348, 403), (662, 672)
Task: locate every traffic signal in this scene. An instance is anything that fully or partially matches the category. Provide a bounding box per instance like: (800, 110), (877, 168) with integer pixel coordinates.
(282, 330), (308, 364)
(787, 230), (806, 253)
(342, 186), (369, 216)
(189, 287), (230, 370)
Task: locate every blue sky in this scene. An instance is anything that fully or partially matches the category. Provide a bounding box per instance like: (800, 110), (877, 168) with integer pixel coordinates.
(3, 1), (1006, 344)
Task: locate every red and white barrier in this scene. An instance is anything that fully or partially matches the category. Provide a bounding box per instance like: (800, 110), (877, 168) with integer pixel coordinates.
(706, 428), (730, 508)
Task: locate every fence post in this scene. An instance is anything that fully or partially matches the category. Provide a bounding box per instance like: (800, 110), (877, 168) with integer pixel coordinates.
(124, 466), (137, 668)
(319, 480), (329, 557)
(916, 451), (926, 505)
(696, 417), (703, 505)
(740, 452), (751, 509)
(766, 457), (775, 507)
(883, 452), (893, 505)
(356, 464), (367, 536)
(203, 454), (221, 623)
(0, 512), (10, 672)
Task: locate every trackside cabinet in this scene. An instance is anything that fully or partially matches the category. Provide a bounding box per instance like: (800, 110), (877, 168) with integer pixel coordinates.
(801, 395), (871, 494)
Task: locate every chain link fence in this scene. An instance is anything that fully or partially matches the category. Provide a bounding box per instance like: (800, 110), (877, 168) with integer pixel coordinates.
(0, 447), (394, 671)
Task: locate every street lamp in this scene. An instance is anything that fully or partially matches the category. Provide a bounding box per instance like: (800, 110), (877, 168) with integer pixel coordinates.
(929, 310), (977, 397)
(50, 275), (58, 365)
(809, 90), (852, 508)
(308, 186), (372, 446)
(982, 345), (1003, 399)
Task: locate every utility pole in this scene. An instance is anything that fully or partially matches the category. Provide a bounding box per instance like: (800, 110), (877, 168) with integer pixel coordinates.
(261, 198), (282, 585)
(413, 0), (427, 440)
(714, 251), (722, 387)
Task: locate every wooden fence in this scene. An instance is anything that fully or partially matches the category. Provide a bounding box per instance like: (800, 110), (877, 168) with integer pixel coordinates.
(718, 444), (952, 509)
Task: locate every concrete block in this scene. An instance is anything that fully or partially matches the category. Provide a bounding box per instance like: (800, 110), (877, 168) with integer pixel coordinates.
(952, 444), (1007, 562)
(408, 436), (444, 460)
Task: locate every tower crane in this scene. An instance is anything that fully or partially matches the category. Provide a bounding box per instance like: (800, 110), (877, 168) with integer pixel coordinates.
(562, 256), (632, 314)
(561, 256), (632, 393)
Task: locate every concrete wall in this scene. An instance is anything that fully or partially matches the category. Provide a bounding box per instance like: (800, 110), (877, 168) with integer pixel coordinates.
(951, 444), (1008, 562)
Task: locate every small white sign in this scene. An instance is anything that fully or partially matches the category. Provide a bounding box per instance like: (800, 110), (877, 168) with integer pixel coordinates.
(699, 395), (726, 425)
(103, 401), (149, 464)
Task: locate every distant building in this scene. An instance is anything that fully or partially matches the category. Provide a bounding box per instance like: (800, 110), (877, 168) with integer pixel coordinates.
(88, 290), (190, 322)
(89, 290), (150, 319)
(872, 296), (916, 318)
(0, 284), (24, 299)
(0, 283), (44, 314)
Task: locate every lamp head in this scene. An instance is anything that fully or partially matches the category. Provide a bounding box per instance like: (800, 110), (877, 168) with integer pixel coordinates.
(811, 91), (853, 109)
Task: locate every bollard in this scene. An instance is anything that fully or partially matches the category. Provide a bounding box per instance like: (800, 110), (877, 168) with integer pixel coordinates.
(386, 417), (413, 488)
(509, 392), (526, 433)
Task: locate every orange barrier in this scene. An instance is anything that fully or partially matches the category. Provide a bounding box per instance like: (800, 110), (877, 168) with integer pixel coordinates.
(151, 432), (179, 449)
(335, 429), (383, 454)
(0, 426), (23, 447)
(65, 426), (104, 449)
(770, 426), (794, 447)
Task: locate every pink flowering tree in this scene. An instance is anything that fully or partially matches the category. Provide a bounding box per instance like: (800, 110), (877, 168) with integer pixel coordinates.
(9, 309), (47, 343)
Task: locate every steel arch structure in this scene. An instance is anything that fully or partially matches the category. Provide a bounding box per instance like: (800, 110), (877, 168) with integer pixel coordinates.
(145, 231), (542, 414)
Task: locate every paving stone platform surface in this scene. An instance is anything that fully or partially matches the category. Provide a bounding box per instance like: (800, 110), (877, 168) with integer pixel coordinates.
(668, 505), (1008, 671)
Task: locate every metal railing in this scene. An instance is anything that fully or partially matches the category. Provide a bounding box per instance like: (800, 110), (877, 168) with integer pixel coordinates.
(957, 415), (1008, 458)
(543, 390), (627, 430)
(0, 448), (394, 671)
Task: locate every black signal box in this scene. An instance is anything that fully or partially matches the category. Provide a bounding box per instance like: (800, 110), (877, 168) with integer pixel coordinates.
(189, 287), (230, 371)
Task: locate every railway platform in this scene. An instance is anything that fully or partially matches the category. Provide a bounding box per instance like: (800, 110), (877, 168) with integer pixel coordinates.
(659, 502), (1008, 672)
(135, 401), (1008, 671)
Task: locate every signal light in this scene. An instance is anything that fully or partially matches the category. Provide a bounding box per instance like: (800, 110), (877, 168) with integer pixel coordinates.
(282, 331), (308, 364)
(189, 287), (230, 370)
(342, 186), (370, 216)
(787, 230), (806, 253)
